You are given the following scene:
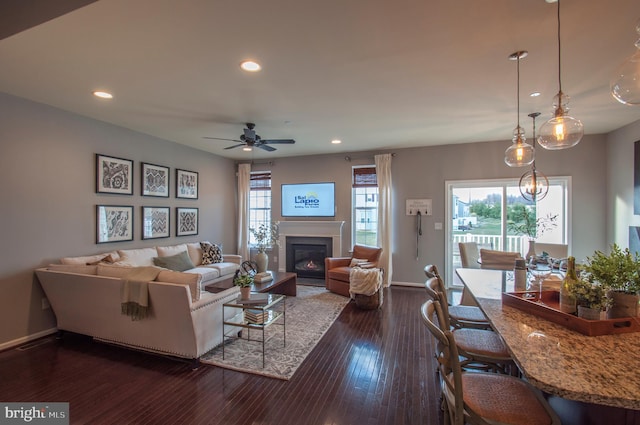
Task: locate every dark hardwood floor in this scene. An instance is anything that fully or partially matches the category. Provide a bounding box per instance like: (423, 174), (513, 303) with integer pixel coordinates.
(0, 285), (443, 425)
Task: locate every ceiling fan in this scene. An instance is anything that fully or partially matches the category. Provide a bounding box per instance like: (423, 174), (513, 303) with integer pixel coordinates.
(203, 122), (295, 152)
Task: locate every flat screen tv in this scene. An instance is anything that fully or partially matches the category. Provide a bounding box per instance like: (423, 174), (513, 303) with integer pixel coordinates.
(281, 182), (335, 217)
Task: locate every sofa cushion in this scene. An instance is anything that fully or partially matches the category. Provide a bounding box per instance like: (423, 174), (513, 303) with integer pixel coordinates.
(153, 251), (195, 272)
(117, 247), (158, 267)
(155, 270), (202, 302)
(156, 244), (188, 257)
(186, 242), (203, 266)
(208, 261), (239, 276)
(327, 266), (351, 283)
(60, 251), (120, 265)
(97, 263), (135, 278)
(201, 242), (223, 265)
(47, 264), (98, 275)
(184, 267), (221, 286)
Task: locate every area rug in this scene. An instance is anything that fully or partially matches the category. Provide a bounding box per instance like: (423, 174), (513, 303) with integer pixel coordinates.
(200, 285), (349, 380)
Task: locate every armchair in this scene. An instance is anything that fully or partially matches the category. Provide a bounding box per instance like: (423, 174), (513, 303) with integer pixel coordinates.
(325, 244), (383, 297)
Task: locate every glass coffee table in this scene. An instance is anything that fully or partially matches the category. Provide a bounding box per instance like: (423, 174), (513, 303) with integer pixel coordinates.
(222, 293), (286, 368)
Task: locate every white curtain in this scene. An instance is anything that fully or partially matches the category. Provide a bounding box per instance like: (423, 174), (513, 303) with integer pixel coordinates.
(237, 163), (251, 261)
(375, 153), (393, 287)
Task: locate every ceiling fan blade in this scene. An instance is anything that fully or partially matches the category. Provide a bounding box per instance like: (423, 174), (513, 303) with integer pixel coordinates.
(257, 144), (277, 152)
(203, 137), (243, 143)
(262, 139), (296, 144)
(224, 144), (246, 150)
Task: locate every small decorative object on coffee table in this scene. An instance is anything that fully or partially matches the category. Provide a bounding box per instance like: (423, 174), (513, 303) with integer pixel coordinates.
(233, 270), (254, 300)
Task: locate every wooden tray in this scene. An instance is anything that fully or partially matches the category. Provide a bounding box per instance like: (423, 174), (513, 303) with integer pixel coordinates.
(502, 290), (640, 336)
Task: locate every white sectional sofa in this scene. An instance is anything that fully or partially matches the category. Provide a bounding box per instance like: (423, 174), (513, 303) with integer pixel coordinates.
(35, 242), (243, 363)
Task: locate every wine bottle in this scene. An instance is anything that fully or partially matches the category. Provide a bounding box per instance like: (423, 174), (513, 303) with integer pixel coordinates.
(560, 256), (578, 314)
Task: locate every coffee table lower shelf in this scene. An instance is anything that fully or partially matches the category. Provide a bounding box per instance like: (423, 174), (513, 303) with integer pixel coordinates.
(222, 294), (286, 368)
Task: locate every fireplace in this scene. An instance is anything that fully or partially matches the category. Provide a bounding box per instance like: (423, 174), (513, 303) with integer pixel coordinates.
(286, 236), (333, 279)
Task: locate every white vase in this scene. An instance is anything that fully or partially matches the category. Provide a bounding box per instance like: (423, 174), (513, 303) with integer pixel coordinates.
(525, 240), (536, 261)
(255, 251), (269, 273)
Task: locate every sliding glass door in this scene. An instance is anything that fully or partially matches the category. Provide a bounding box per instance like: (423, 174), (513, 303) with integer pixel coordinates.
(445, 177), (570, 289)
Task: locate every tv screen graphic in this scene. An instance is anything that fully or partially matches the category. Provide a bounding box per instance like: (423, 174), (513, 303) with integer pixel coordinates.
(281, 182), (335, 217)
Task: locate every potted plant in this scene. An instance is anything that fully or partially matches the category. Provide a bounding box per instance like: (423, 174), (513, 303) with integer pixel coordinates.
(249, 222), (279, 273)
(583, 243), (640, 318)
(507, 204), (558, 260)
(568, 278), (610, 320)
(233, 271), (254, 300)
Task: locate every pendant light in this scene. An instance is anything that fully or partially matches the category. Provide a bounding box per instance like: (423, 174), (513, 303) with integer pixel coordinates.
(504, 51), (535, 167)
(538, 0), (583, 150)
(519, 112), (549, 202)
(611, 18), (640, 106)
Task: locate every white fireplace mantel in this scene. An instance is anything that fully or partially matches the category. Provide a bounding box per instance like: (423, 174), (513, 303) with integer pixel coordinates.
(277, 221), (344, 272)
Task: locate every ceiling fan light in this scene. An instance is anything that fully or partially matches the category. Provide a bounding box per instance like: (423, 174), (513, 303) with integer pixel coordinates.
(243, 146), (252, 152)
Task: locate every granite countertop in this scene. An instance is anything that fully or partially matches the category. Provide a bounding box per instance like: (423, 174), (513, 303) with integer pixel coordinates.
(457, 268), (640, 410)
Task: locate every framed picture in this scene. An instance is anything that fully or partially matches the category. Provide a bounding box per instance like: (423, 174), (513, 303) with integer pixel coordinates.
(142, 206), (170, 239)
(176, 169), (198, 199)
(176, 207), (198, 236)
(141, 162), (170, 197)
(96, 205), (133, 243)
(96, 154), (133, 195)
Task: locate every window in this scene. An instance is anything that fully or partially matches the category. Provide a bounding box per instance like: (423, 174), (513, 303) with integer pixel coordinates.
(445, 177), (570, 288)
(249, 171), (271, 245)
(352, 166), (378, 246)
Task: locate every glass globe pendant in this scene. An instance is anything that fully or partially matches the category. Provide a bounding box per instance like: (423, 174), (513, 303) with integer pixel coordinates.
(538, 0), (583, 150)
(505, 51), (534, 167)
(520, 112), (549, 202)
(611, 18), (640, 106)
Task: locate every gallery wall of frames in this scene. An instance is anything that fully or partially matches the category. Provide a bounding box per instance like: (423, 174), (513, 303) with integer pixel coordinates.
(95, 153), (199, 244)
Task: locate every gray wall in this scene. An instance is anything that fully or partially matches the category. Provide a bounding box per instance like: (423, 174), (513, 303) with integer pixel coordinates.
(0, 93), (237, 348)
(2, 89), (636, 348)
(256, 133), (610, 286)
(606, 119), (640, 247)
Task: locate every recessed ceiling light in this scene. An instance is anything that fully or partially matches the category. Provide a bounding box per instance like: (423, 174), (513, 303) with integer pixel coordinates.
(331, 139), (342, 144)
(530, 91), (541, 97)
(92, 90), (113, 99)
(240, 60), (261, 72)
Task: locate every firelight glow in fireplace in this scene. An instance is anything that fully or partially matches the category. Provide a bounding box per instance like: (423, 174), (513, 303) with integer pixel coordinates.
(286, 236), (333, 279)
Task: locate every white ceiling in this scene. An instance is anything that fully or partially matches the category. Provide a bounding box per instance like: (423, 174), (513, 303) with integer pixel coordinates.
(1, 0), (639, 160)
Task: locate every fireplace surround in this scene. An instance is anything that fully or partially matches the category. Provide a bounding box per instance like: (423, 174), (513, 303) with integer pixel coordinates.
(277, 221), (344, 274)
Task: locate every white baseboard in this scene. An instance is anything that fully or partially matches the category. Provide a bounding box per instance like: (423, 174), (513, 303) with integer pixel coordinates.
(390, 281), (423, 288)
(0, 328), (58, 352)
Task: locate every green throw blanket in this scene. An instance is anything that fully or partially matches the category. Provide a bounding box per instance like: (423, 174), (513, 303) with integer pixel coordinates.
(120, 266), (162, 321)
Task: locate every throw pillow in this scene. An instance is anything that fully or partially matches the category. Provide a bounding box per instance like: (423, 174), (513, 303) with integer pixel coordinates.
(153, 250), (195, 272)
(350, 258), (369, 267)
(201, 242), (223, 265)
